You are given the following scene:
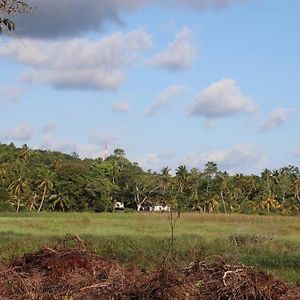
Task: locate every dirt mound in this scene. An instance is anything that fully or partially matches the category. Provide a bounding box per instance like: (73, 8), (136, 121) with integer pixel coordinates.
(0, 236), (299, 299)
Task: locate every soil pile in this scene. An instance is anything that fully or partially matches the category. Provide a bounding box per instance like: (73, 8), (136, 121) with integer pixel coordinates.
(0, 236), (299, 299)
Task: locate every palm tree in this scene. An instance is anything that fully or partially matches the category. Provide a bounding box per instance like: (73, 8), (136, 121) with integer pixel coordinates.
(294, 179), (300, 205)
(8, 169), (28, 212)
(49, 193), (69, 212)
(111, 159), (121, 185)
(259, 197), (281, 213)
(160, 167), (171, 194)
(203, 198), (219, 214)
(19, 144), (31, 162)
(161, 167), (171, 177)
(175, 165), (188, 192)
(0, 166), (7, 186)
(37, 171), (54, 212)
(28, 192), (38, 211)
(203, 161), (218, 194)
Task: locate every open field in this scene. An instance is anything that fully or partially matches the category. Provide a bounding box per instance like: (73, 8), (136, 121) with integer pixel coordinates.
(0, 212), (300, 284)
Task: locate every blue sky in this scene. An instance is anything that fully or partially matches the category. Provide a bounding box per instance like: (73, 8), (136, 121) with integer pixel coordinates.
(0, 0), (300, 174)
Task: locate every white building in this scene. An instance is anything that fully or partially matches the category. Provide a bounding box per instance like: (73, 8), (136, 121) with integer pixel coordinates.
(114, 202), (125, 210)
(149, 205), (171, 212)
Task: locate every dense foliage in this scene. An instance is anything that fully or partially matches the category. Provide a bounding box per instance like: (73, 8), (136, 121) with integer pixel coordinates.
(0, 142), (300, 214)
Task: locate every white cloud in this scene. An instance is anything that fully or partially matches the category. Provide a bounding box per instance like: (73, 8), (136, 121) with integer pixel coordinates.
(137, 152), (176, 171)
(0, 86), (24, 107)
(145, 85), (185, 116)
(0, 29), (152, 91)
(259, 108), (299, 132)
(13, 0), (248, 39)
(138, 153), (162, 170)
(75, 144), (104, 158)
(40, 129), (122, 158)
(182, 144), (267, 174)
(0, 123), (34, 141)
(150, 27), (197, 71)
(41, 134), (105, 158)
(187, 79), (258, 119)
(111, 101), (130, 112)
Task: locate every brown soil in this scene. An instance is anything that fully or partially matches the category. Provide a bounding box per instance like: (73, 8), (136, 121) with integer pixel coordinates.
(0, 236), (299, 299)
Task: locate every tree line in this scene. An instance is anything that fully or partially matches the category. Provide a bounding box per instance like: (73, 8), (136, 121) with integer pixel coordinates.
(0, 142), (300, 214)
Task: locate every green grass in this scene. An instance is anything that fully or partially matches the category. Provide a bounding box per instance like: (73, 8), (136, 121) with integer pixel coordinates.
(0, 212), (300, 284)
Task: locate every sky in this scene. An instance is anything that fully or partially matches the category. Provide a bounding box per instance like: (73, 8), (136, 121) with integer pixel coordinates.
(0, 0), (300, 174)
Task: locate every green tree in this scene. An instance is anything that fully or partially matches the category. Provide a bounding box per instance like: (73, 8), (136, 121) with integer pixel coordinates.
(114, 148), (126, 158)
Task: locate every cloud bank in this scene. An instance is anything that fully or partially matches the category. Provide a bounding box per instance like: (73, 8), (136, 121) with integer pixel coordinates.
(41, 134), (104, 158)
(182, 144), (266, 174)
(137, 152), (176, 171)
(14, 0), (249, 39)
(0, 29), (152, 91)
(0, 123), (34, 141)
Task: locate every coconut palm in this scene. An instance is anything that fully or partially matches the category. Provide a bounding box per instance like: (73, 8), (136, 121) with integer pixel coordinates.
(8, 167), (28, 212)
(0, 166), (7, 185)
(49, 193), (69, 212)
(37, 171), (54, 212)
(259, 197), (281, 213)
(294, 179), (300, 205)
(160, 167), (171, 192)
(175, 165), (188, 192)
(202, 198), (219, 214)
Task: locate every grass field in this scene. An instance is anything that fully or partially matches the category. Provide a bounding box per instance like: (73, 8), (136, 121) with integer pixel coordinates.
(0, 212), (299, 284)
